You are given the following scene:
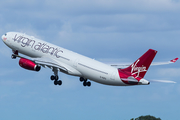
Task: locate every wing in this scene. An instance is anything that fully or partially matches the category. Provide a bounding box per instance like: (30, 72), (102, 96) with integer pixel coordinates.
(32, 57), (69, 74)
(151, 58), (178, 66)
(110, 58), (178, 68)
(12, 53), (69, 73)
(12, 53), (82, 76)
(32, 57), (82, 76)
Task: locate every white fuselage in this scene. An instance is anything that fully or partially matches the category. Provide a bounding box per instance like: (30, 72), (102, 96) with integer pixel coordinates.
(2, 32), (126, 86)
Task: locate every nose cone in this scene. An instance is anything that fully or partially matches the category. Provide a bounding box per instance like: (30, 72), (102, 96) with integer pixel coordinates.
(2, 33), (8, 42)
(2, 35), (4, 40)
(2, 34), (6, 41)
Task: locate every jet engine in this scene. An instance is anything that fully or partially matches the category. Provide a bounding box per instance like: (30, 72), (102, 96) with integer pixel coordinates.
(19, 58), (41, 71)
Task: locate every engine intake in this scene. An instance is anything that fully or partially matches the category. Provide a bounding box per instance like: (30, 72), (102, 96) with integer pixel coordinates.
(19, 58), (41, 71)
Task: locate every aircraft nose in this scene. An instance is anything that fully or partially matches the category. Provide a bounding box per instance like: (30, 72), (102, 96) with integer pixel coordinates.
(2, 34), (6, 42)
(1, 35), (4, 40)
(1, 35), (4, 41)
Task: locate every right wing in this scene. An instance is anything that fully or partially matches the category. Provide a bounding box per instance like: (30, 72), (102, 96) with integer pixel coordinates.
(151, 58), (178, 66)
(110, 58), (178, 68)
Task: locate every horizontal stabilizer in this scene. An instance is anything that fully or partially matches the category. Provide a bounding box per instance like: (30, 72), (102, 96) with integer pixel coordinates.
(150, 80), (176, 83)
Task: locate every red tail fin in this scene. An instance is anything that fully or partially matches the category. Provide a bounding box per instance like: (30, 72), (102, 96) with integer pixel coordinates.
(121, 49), (157, 78)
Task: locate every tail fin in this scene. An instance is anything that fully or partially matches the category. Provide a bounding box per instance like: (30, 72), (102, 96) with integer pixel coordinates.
(121, 49), (157, 78)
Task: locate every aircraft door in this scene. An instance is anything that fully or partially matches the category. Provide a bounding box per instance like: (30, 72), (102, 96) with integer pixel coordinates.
(110, 72), (116, 80)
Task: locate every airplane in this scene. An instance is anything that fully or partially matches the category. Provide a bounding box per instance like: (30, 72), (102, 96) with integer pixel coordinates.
(1, 32), (178, 87)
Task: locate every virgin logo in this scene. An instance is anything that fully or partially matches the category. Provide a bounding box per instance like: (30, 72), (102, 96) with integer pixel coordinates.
(131, 59), (147, 77)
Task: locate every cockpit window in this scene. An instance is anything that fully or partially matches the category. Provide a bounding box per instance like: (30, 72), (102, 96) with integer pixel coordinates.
(5, 33), (7, 36)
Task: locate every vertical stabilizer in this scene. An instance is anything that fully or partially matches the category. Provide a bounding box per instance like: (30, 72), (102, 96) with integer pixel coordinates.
(121, 49), (157, 79)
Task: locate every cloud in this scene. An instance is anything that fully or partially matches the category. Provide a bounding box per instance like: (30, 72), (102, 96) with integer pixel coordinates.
(42, 0), (180, 14)
(1, 0), (180, 34)
(0, 1), (180, 120)
(157, 68), (180, 77)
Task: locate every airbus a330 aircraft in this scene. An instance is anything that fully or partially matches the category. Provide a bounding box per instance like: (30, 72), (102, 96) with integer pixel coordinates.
(1, 32), (178, 87)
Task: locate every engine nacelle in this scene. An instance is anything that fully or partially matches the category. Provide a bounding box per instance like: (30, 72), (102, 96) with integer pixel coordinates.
(19, 58), (41, 71)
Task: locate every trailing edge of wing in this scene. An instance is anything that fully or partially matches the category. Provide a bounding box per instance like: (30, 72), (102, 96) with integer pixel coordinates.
(32, 57), (82, 76)
(32, 57), (68, 73)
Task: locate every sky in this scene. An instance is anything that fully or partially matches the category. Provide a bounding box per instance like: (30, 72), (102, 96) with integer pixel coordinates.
(0, 0), (180, 120)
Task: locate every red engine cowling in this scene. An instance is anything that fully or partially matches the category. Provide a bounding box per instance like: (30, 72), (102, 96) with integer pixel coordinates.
(19, 58), (41, 71)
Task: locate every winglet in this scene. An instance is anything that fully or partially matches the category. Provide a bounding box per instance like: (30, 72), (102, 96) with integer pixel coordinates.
(170, 58), (178, 63)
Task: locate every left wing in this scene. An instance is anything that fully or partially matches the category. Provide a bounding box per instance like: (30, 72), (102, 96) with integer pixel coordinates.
(32, 57), (82, 76)
(12, 53), (82, 76)
(32, 57), (69, 74)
